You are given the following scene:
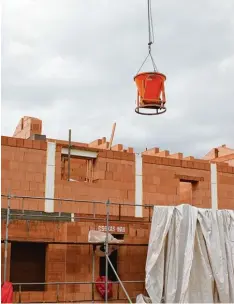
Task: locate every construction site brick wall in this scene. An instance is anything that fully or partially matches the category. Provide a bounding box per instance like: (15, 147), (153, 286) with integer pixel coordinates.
(1, 219), (148, 303)
(217, 165), (234, 209)
(1, 134), (234, 302)
(2, 136), (234, 213)
(1, 137), (47, 210)
(55, 147), (135, 217)
(142, 154), (234, 211)
(142, 155), (212, 210)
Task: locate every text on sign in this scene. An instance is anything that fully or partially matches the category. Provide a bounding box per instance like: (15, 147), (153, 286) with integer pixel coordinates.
(97, 225), (125, 233)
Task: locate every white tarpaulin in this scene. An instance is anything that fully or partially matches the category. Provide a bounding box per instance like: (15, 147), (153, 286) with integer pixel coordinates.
(143, 204), (234, 303)
(136, 294), (152, 303)
(88, 230), (124, 244)
(88, 230), (124, 257)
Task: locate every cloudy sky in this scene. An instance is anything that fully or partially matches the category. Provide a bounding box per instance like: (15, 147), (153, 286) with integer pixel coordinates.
(2, 0), (234, 157)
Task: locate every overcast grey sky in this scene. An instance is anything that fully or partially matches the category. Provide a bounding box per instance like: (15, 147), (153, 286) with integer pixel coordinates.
(1, 0), (234, 157)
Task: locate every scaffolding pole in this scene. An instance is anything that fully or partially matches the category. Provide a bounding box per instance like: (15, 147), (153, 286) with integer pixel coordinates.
(92, 245), (95, 303)
(3, 192), (11, 282)
(105, 199), (110, 303)
(107, 256), (132, 304)
(104, 199), (132, 304)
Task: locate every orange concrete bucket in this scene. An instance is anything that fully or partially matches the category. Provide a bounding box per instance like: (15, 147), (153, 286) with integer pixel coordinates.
(134, 72), (167, 115)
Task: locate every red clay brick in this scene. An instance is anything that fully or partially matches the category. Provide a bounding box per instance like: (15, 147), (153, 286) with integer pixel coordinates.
(1, 136), (8, 145)
(142, 155), (154, 164)
(16, 138), (25, 147)
(106, 150), (114, 159)
(7, 137), (17, 147)
(121, 152), (135, 161)
(40, 141), (47, 150)
(161, 157), (170, 166)
(168, 152), (183, 159)
(89, 138), (102, 147)
(105, 171), (113, 180)
(111, 144), (123, 151)
(23, 139), (33, 149)
(97, 150), (107, 158)
(155, 150), (169, 157)
(154, 157), (164, 165)
(32, 140), (41, 150)
(112, 151), (122, 160)
(1, 159), (10, 170)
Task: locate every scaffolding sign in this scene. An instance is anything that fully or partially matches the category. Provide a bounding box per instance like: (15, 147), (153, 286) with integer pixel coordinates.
(96, 224), (127, 233)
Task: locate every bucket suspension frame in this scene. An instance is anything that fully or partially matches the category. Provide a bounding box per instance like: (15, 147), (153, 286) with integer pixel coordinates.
(134, 72), (167, 116)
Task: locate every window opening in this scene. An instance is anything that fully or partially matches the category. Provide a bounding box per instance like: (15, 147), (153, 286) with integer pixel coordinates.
(10, 242), (47, 291)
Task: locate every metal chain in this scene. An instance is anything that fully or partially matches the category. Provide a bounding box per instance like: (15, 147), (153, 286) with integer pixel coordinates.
(147, 0), (154, 46)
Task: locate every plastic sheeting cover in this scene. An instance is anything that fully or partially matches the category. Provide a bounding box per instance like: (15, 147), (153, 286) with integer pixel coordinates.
(145, 204), (234, 303)
(88, 230), (124, 244)
(136, 294), (152, 303)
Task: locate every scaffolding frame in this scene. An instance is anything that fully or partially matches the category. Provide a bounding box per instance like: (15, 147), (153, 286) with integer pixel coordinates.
(1, 193), (153, 303)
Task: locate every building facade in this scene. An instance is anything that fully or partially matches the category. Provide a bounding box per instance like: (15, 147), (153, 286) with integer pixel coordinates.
(1, 116), (234, 302)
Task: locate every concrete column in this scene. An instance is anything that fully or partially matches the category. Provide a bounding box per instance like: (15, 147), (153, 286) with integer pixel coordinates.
(45, 142), (56, 212)
(210, 163), (218, 210)
(135, 153), (143, 217)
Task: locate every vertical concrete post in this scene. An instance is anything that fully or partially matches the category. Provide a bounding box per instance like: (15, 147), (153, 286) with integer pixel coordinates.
(135, 153), (143, 217)
(211, 163), (218, 210)
(45, 142), (56, 212)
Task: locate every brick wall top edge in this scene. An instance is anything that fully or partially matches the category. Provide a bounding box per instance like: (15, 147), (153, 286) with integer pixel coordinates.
(98, 150), (135, 161)
(50, 140), (134, 156)
(216, 163), (234, 174)
(54, 141), (135, 160)
(56, 142), (100, 152)
(142, 154), (210, 170)
(1, 136), (47, 150)
(142, 152), (208, 162)
(47, 138), (89, 148)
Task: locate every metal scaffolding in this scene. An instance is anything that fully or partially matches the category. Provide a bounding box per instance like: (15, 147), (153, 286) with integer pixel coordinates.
(1, 193), (153, 303)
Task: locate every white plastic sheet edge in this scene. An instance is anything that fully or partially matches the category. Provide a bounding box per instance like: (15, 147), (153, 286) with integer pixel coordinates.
(88, 230), (124, 244)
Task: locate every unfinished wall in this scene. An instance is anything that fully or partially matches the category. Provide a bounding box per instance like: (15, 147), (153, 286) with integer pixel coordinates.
(2, 129), (234, 303)
(54, 145), (135, 217)
(1, 137), (135, 216)
(13, 117), (42, 139)
(217, 163), (234, 209)
(141, 148), (234, 210)
(142, 152), (212, 209)
(1, 137), (47, 210)
(203, 144), (234, 160)
(1, 219), (148, 303)
(2, 136), (234, 214)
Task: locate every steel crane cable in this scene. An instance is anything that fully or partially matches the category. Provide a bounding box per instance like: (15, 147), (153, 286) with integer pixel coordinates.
(136, 0), (158, 74)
